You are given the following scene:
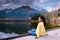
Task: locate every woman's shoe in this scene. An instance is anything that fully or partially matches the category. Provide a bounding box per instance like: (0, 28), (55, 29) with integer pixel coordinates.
(44, 34), (48, 36)
(35, 37), (39, 39)
(35, 36), (42, 39)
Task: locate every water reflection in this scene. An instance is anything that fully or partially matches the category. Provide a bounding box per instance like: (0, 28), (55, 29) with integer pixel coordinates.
(0, 19), (31, 34)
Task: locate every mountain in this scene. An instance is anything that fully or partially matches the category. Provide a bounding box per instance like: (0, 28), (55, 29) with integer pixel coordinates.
(0, 6), (47, 19)
(0, 8), (12, 18)
(41, 9), (47, 14)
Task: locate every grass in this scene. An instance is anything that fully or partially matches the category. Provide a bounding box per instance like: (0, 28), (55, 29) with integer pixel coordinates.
(45, 23), (60, 30)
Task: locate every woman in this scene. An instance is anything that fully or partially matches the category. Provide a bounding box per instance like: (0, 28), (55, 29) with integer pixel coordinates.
(36, 16), (47, 39)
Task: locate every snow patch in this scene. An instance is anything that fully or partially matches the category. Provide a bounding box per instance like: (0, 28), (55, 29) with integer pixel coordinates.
(0, 32), (20, 39)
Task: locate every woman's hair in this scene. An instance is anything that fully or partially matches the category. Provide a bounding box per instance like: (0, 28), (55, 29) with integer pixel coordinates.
(39, 16), (46, 26)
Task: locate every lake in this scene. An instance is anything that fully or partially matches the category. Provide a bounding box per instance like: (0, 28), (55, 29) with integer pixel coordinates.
(0, 20), (36, 34)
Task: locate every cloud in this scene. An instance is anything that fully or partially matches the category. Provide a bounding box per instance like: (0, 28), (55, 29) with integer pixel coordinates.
(0, 0), (60, 12)
(56, 2), (60, 8)
(50, 2), (60, 10)
(3, 3), (12, 7)
(0, 0), (48, 10)
(42, 2), (60, 12)
(11, 0), (34, 5)
(0, 0), (36, 9)
(39, 0), (47, 3)
(3, 0), (35, 6)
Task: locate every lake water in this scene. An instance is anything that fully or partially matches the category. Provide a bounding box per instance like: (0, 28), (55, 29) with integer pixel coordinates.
(0, 20), (37, 34)
(0, 23), (30, 34)
(0, 19), (37, 39)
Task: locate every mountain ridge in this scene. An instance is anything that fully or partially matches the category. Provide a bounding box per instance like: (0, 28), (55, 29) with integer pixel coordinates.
(0, 6), (47, 19)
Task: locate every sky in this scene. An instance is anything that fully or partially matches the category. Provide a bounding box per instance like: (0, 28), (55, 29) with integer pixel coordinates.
(31, 0), (60, 12)
(0, 0), (60, 12)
